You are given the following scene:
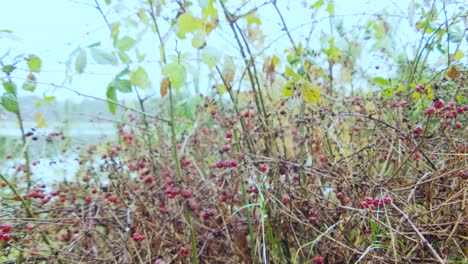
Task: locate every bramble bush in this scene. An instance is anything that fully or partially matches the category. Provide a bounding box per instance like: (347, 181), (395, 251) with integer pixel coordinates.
(0, 0), (467, 263)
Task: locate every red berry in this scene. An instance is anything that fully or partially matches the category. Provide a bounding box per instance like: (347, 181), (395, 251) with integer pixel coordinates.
(282, 196), (291, 204)
(412, 125), (424, 135)
(336, 192), (344, 200)
(222, 145), (231, 152)
(364, 197), (374, 205)
(219, 194), (228, 202)
(454, 122), (462, 129)
(85, 196), (92, 203)
(315, 256), (324, 264)
(230, 160), (238, 167)
(182, 190), (192, 199)
(1, 224), (12, 233)
(383, 196), (392, 204)
(225, 132), (233, 139)
(143, 175), (154, 184)
(210, 109), (217, 117)
(260, 166), (267, 173)
(425, 106), (436, 115)
(342, 197), (350, 205)
(179, 246), (189, 256)
(0, 182), (7, 188)
(433, 98), (445, 109)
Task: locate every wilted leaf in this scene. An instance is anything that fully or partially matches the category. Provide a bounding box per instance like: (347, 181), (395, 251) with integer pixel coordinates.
(27, 55), (41, 72)
(110, 79), (132, 93)
(446, 66), (459, 79)
(1, 93), (19, 114)
(201, 46), (221, 68)
(222, 55), (236, 85)
(91, 48), (118, 65)
(302, 81), (320, 104)
(23, 73), (36, 92)
(75, 48), (87, 74)
(130, 66), (150, 88)
(116, 36), (136, 51)
(2, 81), (17, 95)
(106, 86), (117, 115)
(160, 78), (168, 97)
(162, 63), (186, 92)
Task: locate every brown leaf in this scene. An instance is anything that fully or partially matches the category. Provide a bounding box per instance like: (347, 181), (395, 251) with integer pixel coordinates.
(160, 77), (168, 97)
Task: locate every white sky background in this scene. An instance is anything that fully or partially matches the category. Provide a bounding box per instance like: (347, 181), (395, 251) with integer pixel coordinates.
(0, 0), (463, 102)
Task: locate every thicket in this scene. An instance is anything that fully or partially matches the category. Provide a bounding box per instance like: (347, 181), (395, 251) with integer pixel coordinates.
(0, 0), (466, 263)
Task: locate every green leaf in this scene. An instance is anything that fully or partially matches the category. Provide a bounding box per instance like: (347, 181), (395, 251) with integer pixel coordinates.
(177, 13), (203, 38)
(327, 0), (335, 16)
(201, 46), (221, 68)
(27, 55), (41, 72)
(452, 50), (464, 61)
(90, 48), (118, 65)
(2, 65), (15, 75)
(116, 36), (136, 51)
(22, 81), (36, 92)
(311, 0), (324, 8)
(380, 88), (393, 97)
(87, 41), (101, 48)
(110, 79), (132, 93)
(136, 48), (146, 62)
(2, 81), (17, 95)
(106, 86), (117, 115)
(302, 81), (320, 104)
(130, 66), (150, 89)
(373, 77), (390, 86)
(75, 48), (87, 74)
(118, 51), (132, 64)
(218, 84), (227, 95)
(116, 68), (130, 79)
(1, 93), (19, 114)
(162, 63), (186, 92)
(192, 30), (206, 49)
(245, 12), (261, 25)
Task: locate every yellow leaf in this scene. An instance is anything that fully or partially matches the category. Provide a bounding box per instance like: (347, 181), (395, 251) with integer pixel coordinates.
(365, 101), (376, 115)
(425, 85), (434, 100)
(452, 50), (464, 61)
(35, 114), (47, 128)
(302, 81), (320, 104)
(160, 78), (168, 97)
(281, 80), (295, 97)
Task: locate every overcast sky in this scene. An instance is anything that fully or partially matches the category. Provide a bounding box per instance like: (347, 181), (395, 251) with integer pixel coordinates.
(1, 0), (458, 102)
